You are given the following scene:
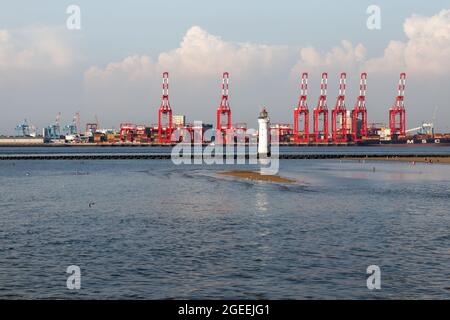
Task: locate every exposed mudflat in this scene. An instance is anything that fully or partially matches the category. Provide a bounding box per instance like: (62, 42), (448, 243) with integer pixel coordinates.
(218, 170), (296, 183)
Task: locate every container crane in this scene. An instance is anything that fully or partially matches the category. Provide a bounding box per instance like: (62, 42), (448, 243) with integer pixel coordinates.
(313, 72), (329, 143)
(15, 119), (37, 137)
(406, 123), (434, 136)
(389, 73), (406, 138)
(157, 72), (173, 143)
(332, 72), (348, 143)
(351, 72), (368, 142)
(64, 112), (80, 135)
(216, 72), (232, 144)
(43, 113), (62, 141)
(293, 72), (309, 143)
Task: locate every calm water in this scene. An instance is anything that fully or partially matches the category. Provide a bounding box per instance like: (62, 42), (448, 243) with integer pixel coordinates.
(0, 155), (449, 299)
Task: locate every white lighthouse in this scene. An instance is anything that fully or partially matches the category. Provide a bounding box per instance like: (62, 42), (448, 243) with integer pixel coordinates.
(258, 107), (270, 156)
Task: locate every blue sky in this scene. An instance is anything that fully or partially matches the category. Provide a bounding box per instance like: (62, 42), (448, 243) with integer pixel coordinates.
(2, 0), (447, 60)
(1, 1), (450, 133)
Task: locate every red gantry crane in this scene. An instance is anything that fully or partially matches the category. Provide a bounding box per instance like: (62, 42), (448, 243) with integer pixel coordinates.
(216, 72), (232, 144)
(120, 123), (137, 142)
(389, 72), (406, 138)
(351, 72), (368, 142)
(158, 72), (173, 143)
(293, 72), (309, 143)
(332, 72), (348, 143)
(313, 72), (329, 143)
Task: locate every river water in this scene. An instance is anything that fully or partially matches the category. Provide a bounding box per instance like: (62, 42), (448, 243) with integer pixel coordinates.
(0, 147), (449, 299)
(1, 145), (450, 155)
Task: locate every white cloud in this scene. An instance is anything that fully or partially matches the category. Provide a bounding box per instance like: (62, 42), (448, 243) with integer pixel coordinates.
(0, 26), (73, 70)
(159, 26), (290, 77)
(291, 40), (366, 75)
(85, 9), (450, 88)
(85, 55), (156, 83)
(84, 26), (292, 85)
(365, 9), (450, 74)
(363, 41), (407, 74)
(290, 9), (450, 76)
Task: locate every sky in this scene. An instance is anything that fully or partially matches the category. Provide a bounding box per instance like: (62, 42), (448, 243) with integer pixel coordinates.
(1, 0), (450, 134)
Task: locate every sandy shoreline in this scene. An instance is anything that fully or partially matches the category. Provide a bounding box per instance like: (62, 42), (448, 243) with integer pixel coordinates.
(347, 156), (450, 164)
(218, 170), (296, 183)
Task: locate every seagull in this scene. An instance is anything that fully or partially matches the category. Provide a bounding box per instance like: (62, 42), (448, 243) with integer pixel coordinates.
(88, 202), (95, 208)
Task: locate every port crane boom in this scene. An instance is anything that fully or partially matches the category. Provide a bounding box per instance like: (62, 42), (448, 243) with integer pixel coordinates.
(351, 72), (368, 142)
(389, 73), (406, 137)
(293, 72), (309, 143)
(216, 72), (232, 144)
(158, 72), (173, 143)
(332, 72), (348, 143)
(313, 72), (329, 143)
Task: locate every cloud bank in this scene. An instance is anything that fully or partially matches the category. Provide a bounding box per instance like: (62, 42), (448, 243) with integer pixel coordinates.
(0, 26), (73, 70)
(86, 9), (450, 87)
(365, 9), (450, 74)
(85, 26), (293, 84)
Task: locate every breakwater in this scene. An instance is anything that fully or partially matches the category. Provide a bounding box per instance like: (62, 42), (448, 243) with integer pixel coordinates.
(1, 153), (450, 161)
